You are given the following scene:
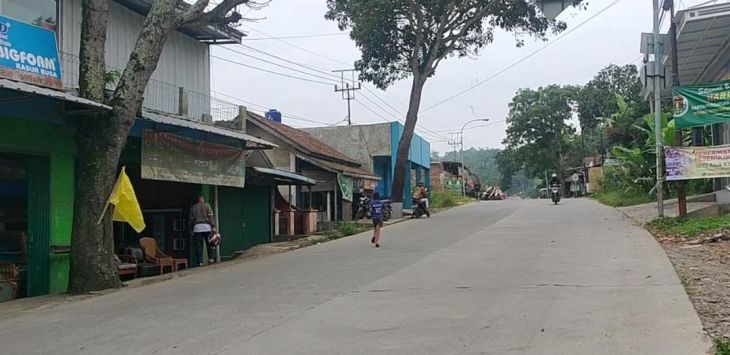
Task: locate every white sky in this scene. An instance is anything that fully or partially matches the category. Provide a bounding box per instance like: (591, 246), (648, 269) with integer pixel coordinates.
(210, 0), (716, 154)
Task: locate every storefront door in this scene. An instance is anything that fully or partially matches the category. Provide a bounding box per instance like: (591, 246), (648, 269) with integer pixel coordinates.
(0, 154), (50, 297)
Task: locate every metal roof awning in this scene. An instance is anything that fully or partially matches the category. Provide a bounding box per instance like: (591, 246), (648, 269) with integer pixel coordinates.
(251, 167), (317, 186)
(0, 78), (111, 111)
(140, 109), (277, 149)
(665, 2), (730, 85)
(112, 0), (244, 44)
(297, 154), (381, 181)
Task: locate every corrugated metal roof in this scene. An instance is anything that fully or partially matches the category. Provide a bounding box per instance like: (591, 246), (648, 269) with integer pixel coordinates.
(141, 109), (277, 148)
(0, 78), (111, 110)
(251, 167), (317, 185)
(297, 154), (380, 181)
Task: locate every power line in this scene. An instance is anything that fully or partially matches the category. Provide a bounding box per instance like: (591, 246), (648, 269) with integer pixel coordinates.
(357, 90), (448, 141)
(211, 55), (335, 86)
(421, 0), (625, 113)
(243, 33), (348, 41)
(218, 46), (340, 84)
(243, 26), (353, 67)
(227, 44), (344, 81)
(212, 90), (337, 126)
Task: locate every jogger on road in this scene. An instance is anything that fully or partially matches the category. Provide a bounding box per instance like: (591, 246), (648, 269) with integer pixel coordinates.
(370, 192), (385, 248)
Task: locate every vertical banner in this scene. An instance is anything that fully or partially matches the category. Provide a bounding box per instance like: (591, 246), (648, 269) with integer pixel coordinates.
(337, 174), (353, 202)
(674, 80), (730, 128)
(665, 145), (730, 181)
(142, 130), (246, 188)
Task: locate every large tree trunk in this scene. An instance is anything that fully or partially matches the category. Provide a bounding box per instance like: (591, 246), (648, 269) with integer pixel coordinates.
(69, 0), (182, 293)
(390, 75), (427, 204)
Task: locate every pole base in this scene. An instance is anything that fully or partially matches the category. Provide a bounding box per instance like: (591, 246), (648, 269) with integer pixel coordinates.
(391, 202), (403, 219)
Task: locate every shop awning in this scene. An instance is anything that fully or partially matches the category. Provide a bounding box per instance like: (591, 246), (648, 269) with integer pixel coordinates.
(140, 109), (277, 149)
(665, 3), (730, 85)
(251, 167), (317, 186)
(0, 78), (111, 111)
(296, 154), (380, 181)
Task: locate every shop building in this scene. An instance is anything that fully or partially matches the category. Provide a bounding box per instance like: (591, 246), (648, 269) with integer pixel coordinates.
(303, 122), (431, 209)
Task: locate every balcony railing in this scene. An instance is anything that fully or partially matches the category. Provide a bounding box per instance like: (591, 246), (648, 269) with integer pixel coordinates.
(60, 51), (241, 123)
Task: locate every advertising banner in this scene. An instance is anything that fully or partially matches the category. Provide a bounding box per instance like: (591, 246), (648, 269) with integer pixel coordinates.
(337, 174), (353, 202)
(0, 15), (62, 89)
(142, 131), (246, 188)
(665, 145), (730, 181)
(445, 179), (463, 195)
(673, 80), (730, 128)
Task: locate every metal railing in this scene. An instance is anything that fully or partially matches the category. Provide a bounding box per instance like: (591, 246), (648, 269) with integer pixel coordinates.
(59, 51), (240, 122)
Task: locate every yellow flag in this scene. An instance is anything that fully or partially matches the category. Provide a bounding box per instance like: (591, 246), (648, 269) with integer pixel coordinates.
(109, 167), (146, 233)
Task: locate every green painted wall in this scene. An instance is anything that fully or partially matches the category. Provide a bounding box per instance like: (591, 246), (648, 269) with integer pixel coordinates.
(0, 116), (75, 294)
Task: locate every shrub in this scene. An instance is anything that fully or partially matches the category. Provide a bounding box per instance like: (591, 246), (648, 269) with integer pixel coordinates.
(431, 191), (457, 208)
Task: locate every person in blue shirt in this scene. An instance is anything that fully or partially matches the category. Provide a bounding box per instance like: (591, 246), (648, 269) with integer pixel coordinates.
(369, 192), (385, 248)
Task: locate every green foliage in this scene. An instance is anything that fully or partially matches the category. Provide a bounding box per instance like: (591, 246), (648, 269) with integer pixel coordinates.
(502, 85), (581, 180)
(647, 216), (730, 238)
(576, 64), (647, 132)
(442, 148), (501, 185)
(325, 0), (583, 89)
(592, 189), (654, 207)
(716, 338), (730, 355)
(431, 191), (457, 208)
(324, 222), (368, 240)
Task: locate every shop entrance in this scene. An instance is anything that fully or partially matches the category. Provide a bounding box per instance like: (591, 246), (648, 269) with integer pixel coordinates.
(0, 154), (50, 300)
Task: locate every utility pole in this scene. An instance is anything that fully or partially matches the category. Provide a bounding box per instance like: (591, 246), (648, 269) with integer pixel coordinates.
(665, 0), (687, 217)
(653, 0), (665, 217)
(333, 69), (361, 126)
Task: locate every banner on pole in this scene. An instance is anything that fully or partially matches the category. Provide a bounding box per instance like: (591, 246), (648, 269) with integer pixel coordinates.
(674, 80), (730, 128)
(665, 145), (730, 181)
(337, 174), (353, 202)
(142, 130), (246, 188)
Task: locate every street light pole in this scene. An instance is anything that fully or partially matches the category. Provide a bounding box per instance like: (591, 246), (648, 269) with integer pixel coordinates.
(460, 118), (490, 196)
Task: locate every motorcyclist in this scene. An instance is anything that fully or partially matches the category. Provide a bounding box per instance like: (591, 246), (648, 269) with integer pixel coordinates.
(412, 182), (430, 216)
(549, 173), (561, 188)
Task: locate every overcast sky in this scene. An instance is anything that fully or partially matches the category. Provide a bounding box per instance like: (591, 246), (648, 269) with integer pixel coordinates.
(210, 0), (714, 154)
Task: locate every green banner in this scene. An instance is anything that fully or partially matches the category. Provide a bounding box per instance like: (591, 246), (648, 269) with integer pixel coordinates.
(674, 80), (730, 128)
(445, 179), (463, 195)
(337, 174), (353, 201)
(142, 130), (246, 188)
(665, 145), (730, 181)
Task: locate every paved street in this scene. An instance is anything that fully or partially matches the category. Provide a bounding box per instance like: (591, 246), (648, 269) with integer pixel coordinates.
(0, 199), (710, 354)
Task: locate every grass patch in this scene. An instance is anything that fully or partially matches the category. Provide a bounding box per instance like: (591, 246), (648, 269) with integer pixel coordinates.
(592, 190), (654, 207)
(716, 338), (730, 355)
(647, 215), (730, 238)
(322, 222), (369, 240)
(431, 191), (473, 208)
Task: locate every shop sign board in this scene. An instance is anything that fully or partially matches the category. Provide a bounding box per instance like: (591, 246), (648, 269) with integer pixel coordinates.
(0, 15), (62, 89)
(445, 179), (463, 194)
(337, 174), (353, 202)
(142, 130), (246, 188)
(665, 144), (730, 181)
(674, 80), (730, 128)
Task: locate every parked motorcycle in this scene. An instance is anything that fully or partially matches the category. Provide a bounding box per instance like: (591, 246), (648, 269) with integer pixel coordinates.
(412, 199), (431, 218)
(550, 185), (561, 205)
(355, 195), (371, 220)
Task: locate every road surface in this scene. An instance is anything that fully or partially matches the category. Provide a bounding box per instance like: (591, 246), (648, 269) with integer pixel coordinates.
(0, 199), (710, 354)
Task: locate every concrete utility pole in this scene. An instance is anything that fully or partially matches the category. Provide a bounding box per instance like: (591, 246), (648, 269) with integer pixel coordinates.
(653, 0), (665, 217)
(333, 69), (361, 126)
(665, 0), (687, 217)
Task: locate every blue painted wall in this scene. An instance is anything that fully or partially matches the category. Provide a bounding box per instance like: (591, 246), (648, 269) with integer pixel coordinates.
(389, 122), (431, 209)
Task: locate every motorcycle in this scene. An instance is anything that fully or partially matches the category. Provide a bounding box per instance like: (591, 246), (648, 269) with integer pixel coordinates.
(355, 195), (371, 220)
(356, 196), (392, 221)
(550, 185), (561, 205)
(412, 198), (431, 218)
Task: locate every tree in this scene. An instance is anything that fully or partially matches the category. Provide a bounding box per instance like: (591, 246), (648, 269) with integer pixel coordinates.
(325, 0), (584, 207)
(70, 0), (265, 293)
(502, 85), (580, 180)
(430, 150), (441, 161)
(576, 64), (645, 130)
(443, 148), (501, 185)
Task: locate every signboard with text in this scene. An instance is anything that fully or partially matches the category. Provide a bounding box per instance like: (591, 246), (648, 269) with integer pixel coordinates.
(0, 15), (62, 89)
(337, 174), (353, 202)
(142, 131), (246, 188)
(665, 145), (730, 181)
(674, 80), (730, 128)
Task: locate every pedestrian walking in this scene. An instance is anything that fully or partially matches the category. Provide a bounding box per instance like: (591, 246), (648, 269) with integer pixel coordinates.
(369, 192), (385, 248)
(188, 194), (216, 266)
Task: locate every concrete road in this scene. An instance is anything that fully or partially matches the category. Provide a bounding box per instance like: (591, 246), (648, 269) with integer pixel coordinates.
(0, 199), (710, 354)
